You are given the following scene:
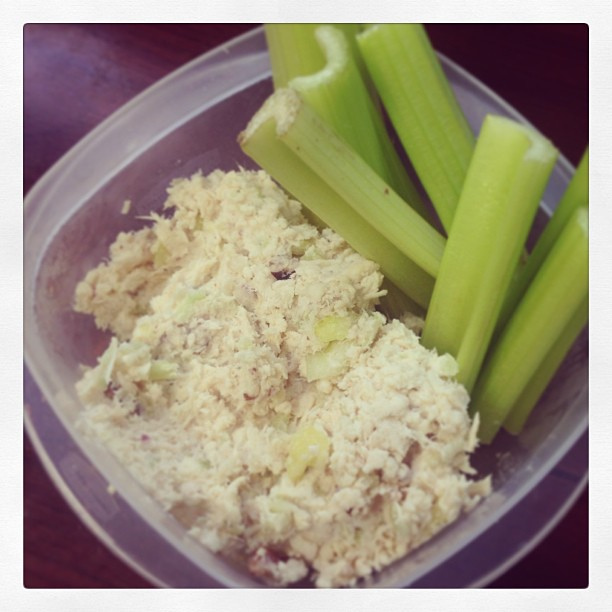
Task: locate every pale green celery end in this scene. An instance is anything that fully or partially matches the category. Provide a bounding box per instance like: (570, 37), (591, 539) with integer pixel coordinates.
(472, 207), (588, 444)
(279, 98), (445, 277)
(503, 296), (588, 435)
(499, 146), (589, 330)
(239, 115), (434, 308)
(357, 24), (475, 232)
(323, 24), (370, 88)
(264, 24), (324, 88)
(291, 25), (429, 219)
(421, 114), (557, 387)
(317, 24), (373, 93)
(265, 23), (365, 89)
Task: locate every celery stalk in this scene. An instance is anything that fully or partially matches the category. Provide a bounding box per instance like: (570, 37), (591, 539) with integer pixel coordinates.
(266, 23), (376, 98)
(498, 147), (589, 329)
(265, 22), (385, 129)
(421, 114), (558, 392)
(357, 24), (475, 232)
(265, 24), (360, 89)
(238, 91), (434, 308)
(470, 207), (588, 443)
(266, 24), (428, 219)
(290, 25), (428, 216)
(503, 296), (588, 436)
(528, 147), (589, 269)
(264, 24), (323, 89)
(248, 89), (445, 277)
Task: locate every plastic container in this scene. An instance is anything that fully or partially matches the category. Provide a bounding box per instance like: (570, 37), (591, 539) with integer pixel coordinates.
(24, 27), (588, 588)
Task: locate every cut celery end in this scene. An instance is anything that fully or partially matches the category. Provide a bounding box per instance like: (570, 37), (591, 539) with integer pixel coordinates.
(471, 206), (588, 443)
(357, 24), (475, 232)
(498, 146), (589, 330)
(503, 296), (588, 436)
(421, 114), (558, 392)
(264, 23), (373, 109)
(265, 24), (362, 89)
(264, 24), (325, 89)
(238, 90), (435, 309)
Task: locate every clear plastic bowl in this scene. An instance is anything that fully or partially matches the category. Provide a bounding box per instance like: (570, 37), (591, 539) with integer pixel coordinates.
(24, 27), (588, 588)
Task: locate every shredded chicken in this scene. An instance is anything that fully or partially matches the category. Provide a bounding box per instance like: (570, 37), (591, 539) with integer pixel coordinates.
(75, 169), (490, 588)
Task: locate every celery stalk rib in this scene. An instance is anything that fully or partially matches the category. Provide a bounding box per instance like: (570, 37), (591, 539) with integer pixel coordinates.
(267, 24), (428, 219)
(421, 114), (558, 392)
(498, 147), (589, 329)
(357, 24), (475, 232)
(503, 296), (588, 435)
(471, 206), (588, 443)
(238, 94), (434, 309)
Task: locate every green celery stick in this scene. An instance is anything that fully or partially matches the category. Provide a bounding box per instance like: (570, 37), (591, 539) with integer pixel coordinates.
(421, 114), (558, 392)
(265, 24), (377, 105)
(265, 24), (325, 89)
(293, 26), (427, 215)
(238, 92), (435, 309)
(470, 207), (589, 443)
(498, 147), (589, 329)
(266, 24), (428, 219)
(246, 89), (445, 278)
(503, 296), (588, 435)
(357, 23), (475, 232)
(528, 147), (589, 267)
(265, 24), (360, 88)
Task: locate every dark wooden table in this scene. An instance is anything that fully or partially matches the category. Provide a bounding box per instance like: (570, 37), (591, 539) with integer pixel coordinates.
(24, 23), (588, 589)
